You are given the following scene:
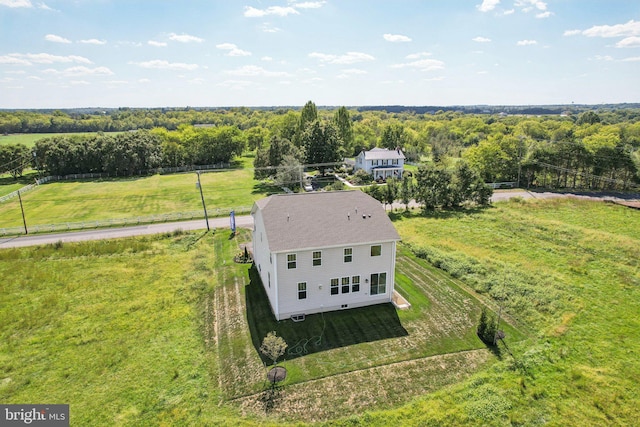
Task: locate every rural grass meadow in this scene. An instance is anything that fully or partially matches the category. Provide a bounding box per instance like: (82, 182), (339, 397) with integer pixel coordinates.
(1, 197), (639, 425)
(0, 156), (280, 229)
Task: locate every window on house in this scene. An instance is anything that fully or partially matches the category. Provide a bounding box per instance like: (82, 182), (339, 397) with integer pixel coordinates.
(330, 278), (339, 295)
(344, 248), (353, 263)
(287, 253), (296, 269)
(298, 282), (307, 300)
(370, 272), (387, 295)
(352, 275), (360, 292)
(341, 277), (350, 294)
(269, 254), (272, 264)
(313, 251), (322, 266)
(392, 159), (398, 165)
(371, 245), (382, 257)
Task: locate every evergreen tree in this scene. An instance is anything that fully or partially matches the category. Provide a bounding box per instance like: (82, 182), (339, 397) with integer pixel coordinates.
(333, 106), (354, 155)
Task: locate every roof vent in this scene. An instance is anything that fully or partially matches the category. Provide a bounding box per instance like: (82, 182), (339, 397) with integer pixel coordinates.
(362, 214), (366, 219)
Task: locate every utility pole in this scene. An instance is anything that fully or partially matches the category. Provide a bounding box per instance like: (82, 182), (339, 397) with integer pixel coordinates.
(196, 171), (210, 231)
(18, 191), (28, 235)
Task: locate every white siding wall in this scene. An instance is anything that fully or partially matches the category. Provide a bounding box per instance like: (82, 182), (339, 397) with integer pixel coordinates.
(251, 210), (278, 316)
(274, 241), (396, 320)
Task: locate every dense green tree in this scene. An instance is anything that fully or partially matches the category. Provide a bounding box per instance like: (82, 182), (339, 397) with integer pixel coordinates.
(274, 155), (303, 188)
(302, 121), (343, 173)
(380, 122), (406, 150)
(0, 144), (30, 179)
(333, 106), (355, 155)
(399, 176), (414, 210)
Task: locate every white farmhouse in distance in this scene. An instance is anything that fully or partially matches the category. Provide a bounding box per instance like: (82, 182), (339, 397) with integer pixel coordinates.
(354, 147), (405, 180)
(251, 191), (400, 321)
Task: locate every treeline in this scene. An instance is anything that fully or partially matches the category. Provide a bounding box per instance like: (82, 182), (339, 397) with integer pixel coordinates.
(2, 103), (640, 191)
(30, 126), (245, 176)
(363, 161), (492, 211)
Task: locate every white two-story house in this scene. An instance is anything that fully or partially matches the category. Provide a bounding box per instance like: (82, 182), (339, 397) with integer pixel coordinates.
(251, 191), (401, 321)
(354, 147), (405, 180)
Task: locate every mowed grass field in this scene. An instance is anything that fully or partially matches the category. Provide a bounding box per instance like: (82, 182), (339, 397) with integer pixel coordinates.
(0, 228), (521, 425)
(0, 156), (280, 229)
(1, 198), (639, 425)
(0, 133), (121, 148)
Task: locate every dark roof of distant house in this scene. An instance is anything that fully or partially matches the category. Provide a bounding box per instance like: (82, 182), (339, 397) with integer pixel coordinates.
(361, 147), (405, 160)
(252, 191), (400, 252)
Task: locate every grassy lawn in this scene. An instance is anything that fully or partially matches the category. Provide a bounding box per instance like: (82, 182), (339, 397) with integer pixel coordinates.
(0, 133), (121, 148)
(2, 198), (638, 425)
(369, 198), (640, 425)
(0, 231), (245, 425)
(0, 156), (281, 228)
(0, 227), (515, 425)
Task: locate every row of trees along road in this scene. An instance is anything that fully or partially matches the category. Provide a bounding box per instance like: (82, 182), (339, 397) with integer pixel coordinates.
(29, 126), (245, 176)
(1, 103), (639, 191)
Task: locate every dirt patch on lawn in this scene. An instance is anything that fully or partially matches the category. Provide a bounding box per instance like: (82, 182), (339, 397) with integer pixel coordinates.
(233, 349), (491, 423)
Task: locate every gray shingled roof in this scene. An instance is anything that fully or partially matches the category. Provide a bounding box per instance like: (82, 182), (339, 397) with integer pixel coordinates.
(363, 148), (405, 160)
(253, 191), (400, 253)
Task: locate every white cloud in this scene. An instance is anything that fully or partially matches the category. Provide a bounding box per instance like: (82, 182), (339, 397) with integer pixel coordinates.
(0, 0), (32, 7)
(225, 65), (291, 77)
(590, 55), (613, 61)
(0, 55), (31, 65)
(187, 78), (205, 85)
(244, 6), (299, 17)
(70, 80), (90, 85)
(260, 23), (282, 33)
(477, 0), (499, 13)
(406, 52), (431, 60)
(582, 20), (640, 38)
(309, 51), (375, 64)
(563, 29), (581, 36)
(138, 78), (150, 83)
(45, 34), (71, 44)
(337, 68), (367, 79)
(148, 40), (167, 47)
(515, 0), (552, 18)
(383, 33), (412, 43)
(622, 56), (640, 62)
(261, 56), (273, 61)
(79, 39), (106, 45)
(616, 36), (640, 48)
(46, 66), (114, 76)
(168, 33), (204, 43)
(391, 58), (445, 71)
(216, 43), (251, 57)
(516, 39), (537, 46)
(2, 53), (92, 65)
(473, 36), (491, 43)
(292, 1), (325, 9)
(503, 9), (515, 15)
(133, 60), (199, 71)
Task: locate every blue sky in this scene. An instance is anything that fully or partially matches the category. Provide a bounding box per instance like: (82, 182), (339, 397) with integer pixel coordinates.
(1, 0), (639, 108)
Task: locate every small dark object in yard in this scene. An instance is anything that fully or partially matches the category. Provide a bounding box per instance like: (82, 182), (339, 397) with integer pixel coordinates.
(267, 366), (287, 384)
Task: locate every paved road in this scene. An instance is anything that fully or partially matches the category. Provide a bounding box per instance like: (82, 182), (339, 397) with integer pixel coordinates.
(1, 190), (637, 249)
(0, 215), (254, 249)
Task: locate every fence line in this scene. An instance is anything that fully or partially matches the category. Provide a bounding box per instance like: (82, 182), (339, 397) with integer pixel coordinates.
(0, 206), (252, 237)
(0, 162), (231, 205)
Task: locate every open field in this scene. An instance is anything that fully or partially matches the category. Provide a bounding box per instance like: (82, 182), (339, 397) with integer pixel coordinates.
(0, 227), (521, 425)
(0, 156), (281, 229)
(0, 132), (121, 148)
(1, 198), (638, 425)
